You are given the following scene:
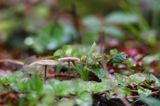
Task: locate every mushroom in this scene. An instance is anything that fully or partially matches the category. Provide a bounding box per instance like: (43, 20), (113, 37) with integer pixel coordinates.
(30, 60), (59, 80)
(58, 56), (80, 72)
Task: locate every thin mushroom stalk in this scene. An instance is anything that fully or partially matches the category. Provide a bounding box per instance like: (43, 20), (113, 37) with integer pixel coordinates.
(68, 60), (71, 73)
(44, 65), (47, 80)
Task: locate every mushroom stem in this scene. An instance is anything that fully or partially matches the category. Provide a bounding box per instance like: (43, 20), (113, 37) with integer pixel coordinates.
(44, 65), (47, 80)
(68, 61), (71, 73)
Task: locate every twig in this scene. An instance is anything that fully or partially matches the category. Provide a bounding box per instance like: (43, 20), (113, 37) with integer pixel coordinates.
(126, 90), (160, 99)
(70, 0), (82, 43)
(46, 73), (78, 80)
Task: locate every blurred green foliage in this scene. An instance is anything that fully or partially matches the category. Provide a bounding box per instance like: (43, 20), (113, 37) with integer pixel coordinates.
(0, 0), (160, 54)
(0, 1), (156, 52)
(0, 68), (159, 105)
(0, 0), (160, 105)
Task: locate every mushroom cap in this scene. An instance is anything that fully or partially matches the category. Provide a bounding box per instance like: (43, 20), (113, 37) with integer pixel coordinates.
(0, 59), (24, 65)
(58, 56), (80, 62)
(30, 60), (59, 66)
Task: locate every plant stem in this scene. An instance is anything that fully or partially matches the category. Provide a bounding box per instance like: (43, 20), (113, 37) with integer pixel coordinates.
(101, 55), (131, 106)
(71, 0), (82, 43)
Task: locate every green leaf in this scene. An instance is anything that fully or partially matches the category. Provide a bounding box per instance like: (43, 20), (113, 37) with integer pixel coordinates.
(138, 87), (152, 96)
(138, 97), (160, 106)
(89, 42), (96, 55)
(103, 26), (124, 39)
(118, 86), (131, 96)
(82, 16), (101, 31)
(106, 11), (139, 24)
(129, 73), (146, 85)
(109, 53), (127, 65)
(73, 64), (89, 81)
(31, 22), (75, 53)
(91, 68), (106, 80)
(51, 80), (75, 96)
(54, 49), (65, 57)
(58, 98), (74, 106)
(76, 92), (92, 106)
(126, 58), (134, 67)
(143, 53), (160, 64)
(92, 81), (110, 93)
(29, 74), (43, 94)
(110, 49), (118, 55)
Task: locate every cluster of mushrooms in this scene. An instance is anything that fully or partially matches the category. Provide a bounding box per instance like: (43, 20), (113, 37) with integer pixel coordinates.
(30, 56), (80, 80)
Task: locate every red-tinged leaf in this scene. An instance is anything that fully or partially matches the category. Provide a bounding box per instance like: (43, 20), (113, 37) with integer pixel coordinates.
(48, 69), (55, 75)
(121, 48), (138, 57)
(150, 60), (158, 68)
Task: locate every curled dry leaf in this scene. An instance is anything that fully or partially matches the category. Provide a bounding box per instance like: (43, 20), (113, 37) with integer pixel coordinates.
(0, 59), (24, 65)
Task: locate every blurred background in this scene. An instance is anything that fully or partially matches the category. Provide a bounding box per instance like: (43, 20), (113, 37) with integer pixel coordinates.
(0, 0), (160, 59)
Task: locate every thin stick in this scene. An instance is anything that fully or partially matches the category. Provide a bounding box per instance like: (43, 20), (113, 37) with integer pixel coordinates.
(71, 0), (82, 43)
(126, 90), (160, 99)
(44, 65), (47, 80)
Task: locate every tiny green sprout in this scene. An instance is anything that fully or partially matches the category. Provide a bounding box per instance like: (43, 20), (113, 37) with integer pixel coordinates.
(110, 49), (119, 55)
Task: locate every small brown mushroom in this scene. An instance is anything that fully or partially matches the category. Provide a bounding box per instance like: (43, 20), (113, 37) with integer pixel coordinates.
(58, 56), (80, 72)
(30, 60), (59, 80)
